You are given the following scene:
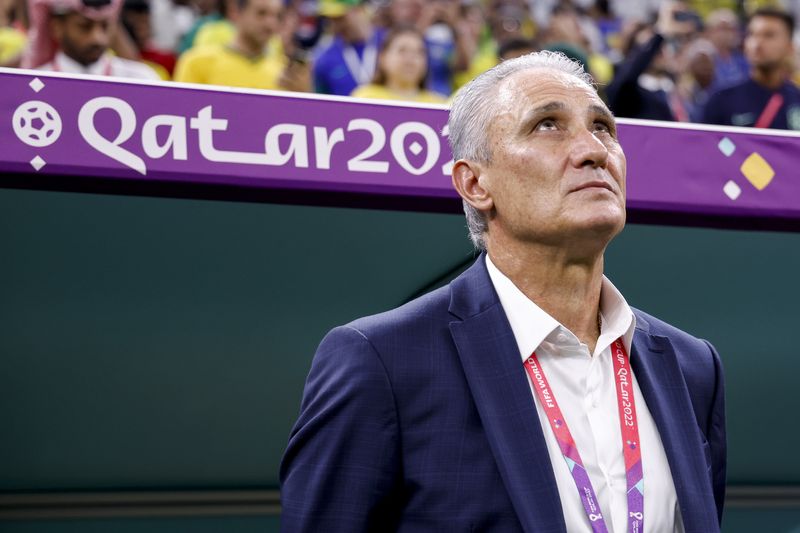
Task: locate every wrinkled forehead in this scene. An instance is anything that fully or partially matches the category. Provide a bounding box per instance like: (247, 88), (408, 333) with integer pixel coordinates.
(496, 67), (600, 109)
(487, 67), (608, 130)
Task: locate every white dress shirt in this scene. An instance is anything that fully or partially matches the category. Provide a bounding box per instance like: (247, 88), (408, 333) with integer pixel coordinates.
(486, 256), (684, 533)
(39, 51), (160, 80)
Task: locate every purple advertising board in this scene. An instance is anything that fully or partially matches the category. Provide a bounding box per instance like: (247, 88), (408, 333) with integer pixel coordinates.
(2, 67), (800, 230)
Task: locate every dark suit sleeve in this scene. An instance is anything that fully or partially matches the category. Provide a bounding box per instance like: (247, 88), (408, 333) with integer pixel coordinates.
(605, 33), (665, 118)
(279, 325), (402, 532)
(703, 339), (727, 525)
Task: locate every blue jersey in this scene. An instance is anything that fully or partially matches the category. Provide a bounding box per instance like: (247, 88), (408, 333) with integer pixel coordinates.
(702, 78), (800, 130)
(313, 32), (382, 96)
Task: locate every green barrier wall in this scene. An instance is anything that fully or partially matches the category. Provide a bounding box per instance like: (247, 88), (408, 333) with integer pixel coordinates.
(1, 188), (799, 531)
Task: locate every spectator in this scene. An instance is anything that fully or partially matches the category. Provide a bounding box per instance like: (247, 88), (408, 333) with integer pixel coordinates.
(450, 1), (494, 89)
(176, 0), (226, 54)
(453, 1), (534, 89)
(149, 0), (195, 53)
(705, 8), (748, 88)
(121, 0), (175, 77)
(677, 38), (716, 121)
(703, 8), (800, 130)
(497, 37), (536, 61)
(540, 4), (613, 85)
(0, 0), (26, 66)
(606, 2), (698, 121)
(416, 0), (463, 96)
(351, 25), (445, 103)
(384, 0), (420, 26)
(312, 0), (379, 95)
(23, 0), (160, 78)
(173, 0), (310, 91)
(586, 0), (623, 63)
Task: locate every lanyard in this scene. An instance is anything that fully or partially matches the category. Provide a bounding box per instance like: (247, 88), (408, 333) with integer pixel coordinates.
(754, 92), (784, 128)
(342, 42), (376, 85)
(523, 338), (644, 533)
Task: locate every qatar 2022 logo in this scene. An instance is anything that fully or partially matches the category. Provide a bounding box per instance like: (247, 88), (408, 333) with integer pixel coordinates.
(12, 100), (62, 148)
(10, 77), (63, 171)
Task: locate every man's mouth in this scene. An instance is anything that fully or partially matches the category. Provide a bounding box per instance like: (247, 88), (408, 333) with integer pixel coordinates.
(571, 180), (613, 193)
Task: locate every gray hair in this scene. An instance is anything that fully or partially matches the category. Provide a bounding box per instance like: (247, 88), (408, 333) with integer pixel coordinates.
(447, 50), (595, 250)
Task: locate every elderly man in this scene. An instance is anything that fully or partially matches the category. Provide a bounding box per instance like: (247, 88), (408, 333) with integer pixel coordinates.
(281, 51), (726, 532)
(22, 0), (159, 78)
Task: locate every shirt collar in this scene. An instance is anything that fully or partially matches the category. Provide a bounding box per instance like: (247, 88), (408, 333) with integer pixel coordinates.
(485, 254), (636, 361)
(54, 50), (112, 76)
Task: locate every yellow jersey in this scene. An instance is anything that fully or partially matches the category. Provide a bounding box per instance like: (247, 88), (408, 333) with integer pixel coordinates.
(174, 44), (286, 90)
(351, 84), (447, 104)
(0, 27), (26, 65)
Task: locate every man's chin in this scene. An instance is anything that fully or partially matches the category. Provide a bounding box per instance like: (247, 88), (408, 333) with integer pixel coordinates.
(76, 52), (105, 66)
(571, 213), (626, 242)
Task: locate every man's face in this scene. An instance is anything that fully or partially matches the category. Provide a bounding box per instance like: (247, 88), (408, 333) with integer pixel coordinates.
(389, 0), (421, 26)
(332, 6), (370, 43)
(745, 15), (793, 70)
(51, 12), (112, 66)
(477, 69), (626, 249)
(709, 19), (740, 52)
(238, 0), (282, 48)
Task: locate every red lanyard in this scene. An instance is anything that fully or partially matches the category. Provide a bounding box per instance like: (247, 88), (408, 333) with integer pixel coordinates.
(755, 92), (784, 128)
(523, 338), (644, 532)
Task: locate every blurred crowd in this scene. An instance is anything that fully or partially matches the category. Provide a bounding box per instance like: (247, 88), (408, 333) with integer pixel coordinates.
(3, 0), (800, 129)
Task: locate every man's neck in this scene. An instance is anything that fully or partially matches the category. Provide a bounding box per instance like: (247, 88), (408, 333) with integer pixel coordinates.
(752, 66), (786, 90)
(488, 241), (605, 353)
(55, 50), (106, 71)
(232, 33), (267, 58)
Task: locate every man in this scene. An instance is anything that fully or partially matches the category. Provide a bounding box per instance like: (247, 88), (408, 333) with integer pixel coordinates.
(705, 8), (749, 89)
(22, 0), (159, 79)
(606, 1), (698, 122)
(703, 8), (800, 130)
(281, 51), (726, 532)
(173, 0), (309, 91)
(312, 0), (379, 96)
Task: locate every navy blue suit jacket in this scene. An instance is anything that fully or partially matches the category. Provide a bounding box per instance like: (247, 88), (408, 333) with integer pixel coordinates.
(280, 256), (726, 532)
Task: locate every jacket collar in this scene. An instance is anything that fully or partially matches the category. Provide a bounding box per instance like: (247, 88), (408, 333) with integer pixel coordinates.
(448, 254), (566, 532)
(448, 255), (718, 532)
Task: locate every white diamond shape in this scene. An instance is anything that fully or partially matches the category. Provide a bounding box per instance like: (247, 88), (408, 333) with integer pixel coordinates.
(30, 155), (46, 171)
(723, 180), (741, 200)
(409, 141), (423, 156)
(29, 78), (45, 93)
(441, 159), (454, 175)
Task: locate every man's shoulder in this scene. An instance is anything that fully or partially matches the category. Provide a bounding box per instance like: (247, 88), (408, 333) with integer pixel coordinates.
(113, 57), (161, 80)
(346, 283), (453, 340)
(782, 80), (800, 98)
(313, 37), (345, 64)
(707, 78), (753, 102)
(178, 44), (225, 63)
(632, 307), (715, 357)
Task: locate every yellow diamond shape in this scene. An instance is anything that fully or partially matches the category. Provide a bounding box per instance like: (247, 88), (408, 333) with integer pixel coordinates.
(740, 152), (774, 191)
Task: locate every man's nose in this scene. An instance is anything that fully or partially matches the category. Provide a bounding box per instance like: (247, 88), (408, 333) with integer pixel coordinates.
(90, 26), (109, 45)
(569, 127), (609, 169)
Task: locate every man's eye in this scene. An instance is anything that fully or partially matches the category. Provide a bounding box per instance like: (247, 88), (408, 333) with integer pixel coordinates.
(594, 121), (613, 134)
(535, 119), (558, 131)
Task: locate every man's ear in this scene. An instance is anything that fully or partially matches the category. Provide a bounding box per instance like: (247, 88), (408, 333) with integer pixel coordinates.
(452, 159), (493, 212)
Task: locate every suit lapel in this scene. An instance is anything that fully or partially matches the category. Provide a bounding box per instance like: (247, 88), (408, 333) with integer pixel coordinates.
(630, 324), (719, 533)
(449, 257), (566, 533)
